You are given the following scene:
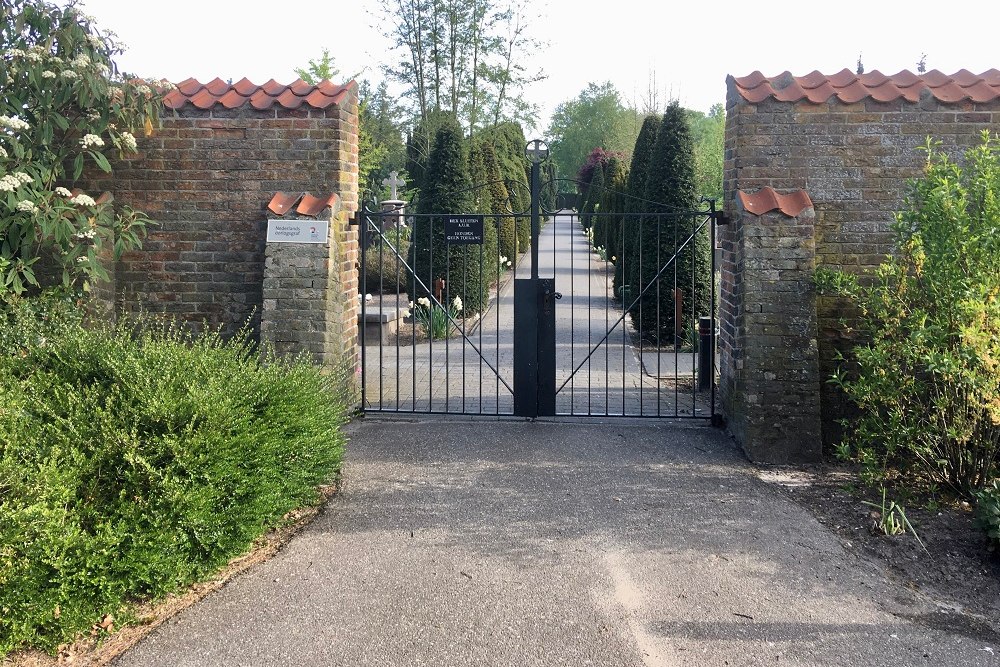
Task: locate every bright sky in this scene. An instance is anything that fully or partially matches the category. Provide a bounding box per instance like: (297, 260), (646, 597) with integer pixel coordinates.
(76, 0), (1000, 133)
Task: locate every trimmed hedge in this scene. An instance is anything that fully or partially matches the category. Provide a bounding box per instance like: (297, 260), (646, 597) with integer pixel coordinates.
(0, 294), (350, 655)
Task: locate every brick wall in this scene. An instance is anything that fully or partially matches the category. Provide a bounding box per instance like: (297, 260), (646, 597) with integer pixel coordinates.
(721, 71), (1000, 458)
(90, 81), (359, 339)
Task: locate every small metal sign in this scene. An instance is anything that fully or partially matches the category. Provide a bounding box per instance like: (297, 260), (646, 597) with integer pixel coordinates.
(445, 215), (484, 245)
(266, 219), (329, 244)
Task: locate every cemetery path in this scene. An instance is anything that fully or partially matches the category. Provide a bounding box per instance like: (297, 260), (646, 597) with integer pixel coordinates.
(114, 421), (996, 667)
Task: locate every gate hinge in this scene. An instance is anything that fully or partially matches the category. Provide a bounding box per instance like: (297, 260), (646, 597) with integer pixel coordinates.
(715, 212), (731, 225)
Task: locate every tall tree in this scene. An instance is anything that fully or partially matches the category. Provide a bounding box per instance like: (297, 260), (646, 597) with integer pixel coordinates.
(615, 114), (660, 299)
(379, 0), (543, 135)
(546, 82), (642, 191)
(410, 117), (493, 315)
(687, 103), (725, 202)
(630, 102), (709, 342)
(597, 156), (629, 263)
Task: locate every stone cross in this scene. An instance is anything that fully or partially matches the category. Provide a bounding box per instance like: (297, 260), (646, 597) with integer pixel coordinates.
(382, 171), (406, 199)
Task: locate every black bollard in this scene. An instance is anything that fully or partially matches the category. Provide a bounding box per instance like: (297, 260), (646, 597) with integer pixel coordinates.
(698, 316), (713, 393)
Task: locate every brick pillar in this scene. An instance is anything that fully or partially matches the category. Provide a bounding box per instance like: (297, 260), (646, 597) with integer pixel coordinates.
(719, 188), (822, 463)
(260, 204), (358, 397)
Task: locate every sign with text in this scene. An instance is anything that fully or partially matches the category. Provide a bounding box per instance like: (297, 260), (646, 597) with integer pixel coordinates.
(445, 215), (484, 245)
(266, 219), (329, 244)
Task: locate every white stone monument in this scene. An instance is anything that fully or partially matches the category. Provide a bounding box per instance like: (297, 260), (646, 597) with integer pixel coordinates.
(380, 171), (406, 228)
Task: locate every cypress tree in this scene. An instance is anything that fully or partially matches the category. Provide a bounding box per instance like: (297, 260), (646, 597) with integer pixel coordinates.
(484, 122), (532, 251)
(411, 117), (491, 315)
(580, 163), (605, 232)
(479, 140), (517, 260)
(598, 156), (629, 264)
(461, 139), (500, 312)
(630, 101), (709, 343)
(405, 110), (452, 203)
(615, 115), (661, 300)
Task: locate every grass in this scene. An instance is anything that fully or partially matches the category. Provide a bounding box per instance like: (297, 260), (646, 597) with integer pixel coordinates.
(0, 292), (352, 656)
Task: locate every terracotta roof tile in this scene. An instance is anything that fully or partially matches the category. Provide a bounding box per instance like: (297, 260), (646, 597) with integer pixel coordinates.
(737, 187), (813, 218)
(267, 192), (301, 216)
(232, 77), (258, 96)
(267, 192), (341, 218)
(163, 78), (355, 111)
(731, 68), (1000, 105)
(296, 193), (340, 217)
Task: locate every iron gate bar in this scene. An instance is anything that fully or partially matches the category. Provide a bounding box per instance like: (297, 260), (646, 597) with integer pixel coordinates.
(554, 211), (714, 397)
(358, 209), (515, 408)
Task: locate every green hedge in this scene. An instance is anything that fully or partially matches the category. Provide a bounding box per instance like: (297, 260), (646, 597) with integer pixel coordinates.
(0, 294), (350, 655)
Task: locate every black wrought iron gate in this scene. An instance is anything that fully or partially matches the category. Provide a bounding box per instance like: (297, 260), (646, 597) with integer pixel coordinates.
(356, 140), (720, 419)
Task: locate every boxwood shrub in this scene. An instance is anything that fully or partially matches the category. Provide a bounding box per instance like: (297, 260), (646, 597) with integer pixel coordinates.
(0, 293), (351, 654)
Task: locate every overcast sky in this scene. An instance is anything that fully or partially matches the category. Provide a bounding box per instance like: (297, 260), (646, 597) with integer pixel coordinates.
(75, 0), (1000, 133)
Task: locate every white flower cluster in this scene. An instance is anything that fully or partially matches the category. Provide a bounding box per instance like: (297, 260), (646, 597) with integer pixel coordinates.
(55, 187), (72, 197)
(0, 115), (30, 131)
(16, 200), (37, 213)
(119, 131), (137, 152)
(79, 133), (104, 148)
(61, 70), (78, 79)
(25, 51), (43, 63)
(71, 54), (90, 69)
(41, 70), (56, 79)
(70, 193), (96, 207)
(136, 84), (151, 96)
(6, 49), (25, 58)
(75, 228), (97, 240)
(87, 34), (103, 48)
(1, 172), (34, 192)
(499, 254), (512, 269)
(0, 147), (7, 159)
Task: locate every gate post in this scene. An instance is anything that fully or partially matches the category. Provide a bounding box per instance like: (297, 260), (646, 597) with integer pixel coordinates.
(514, 140), (555, 417)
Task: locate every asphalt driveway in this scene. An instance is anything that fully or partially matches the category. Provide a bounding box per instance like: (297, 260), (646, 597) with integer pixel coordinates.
(114, 419), (997, 667)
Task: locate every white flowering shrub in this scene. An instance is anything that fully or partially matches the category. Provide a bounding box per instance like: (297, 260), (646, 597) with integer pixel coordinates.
(0, 0), (166, 293)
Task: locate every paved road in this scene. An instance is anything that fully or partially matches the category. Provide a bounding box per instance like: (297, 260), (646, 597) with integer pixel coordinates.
(364, 212), (709, 417)
(115, 421), (997, 667)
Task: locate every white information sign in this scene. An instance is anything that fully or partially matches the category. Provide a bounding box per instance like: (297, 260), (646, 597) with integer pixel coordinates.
(266, 219), (329, 244)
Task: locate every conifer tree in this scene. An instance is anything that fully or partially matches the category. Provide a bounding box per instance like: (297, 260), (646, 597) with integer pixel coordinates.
(484, 122), (532, 250)
(598, 156), (629, 263)
(580, 163), (605, 232)
(479, 140), (517, 260)
(615, 115), (661, 299)
(630, 102), (709, 342)
(411, 117), (474, 308)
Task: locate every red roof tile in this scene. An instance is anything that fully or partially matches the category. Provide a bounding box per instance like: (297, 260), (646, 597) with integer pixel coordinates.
(730, 69), (1000, 105)
(296, 193), (340, 217)
(267, 192), (300, 216)
(164, 78), (355, 111)
(737, 188), (813, 218)
(267, 192), (341, 218)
